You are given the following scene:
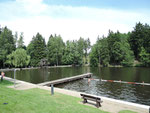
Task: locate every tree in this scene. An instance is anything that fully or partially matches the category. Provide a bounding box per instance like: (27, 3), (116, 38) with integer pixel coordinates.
(77, 37), (84, 62)
(27, 33), (46, 66)
(120, 42), (134, 66)
(83, 38), (91, 64)
(62, 40), (82, 65)
(62, 41), (74, 65)
(71, 40), (83, 65)
(14, 32), (18, 48)
(97, 38), (110, 66)
(0, 26), (16, 68)
(90, 37), (110, 67)
(107, 31), (134, 66)
(107, 31), (122, 64)
(6, 48), (30, 68)
(47, 34), (65, 66)
(17, 32), (26, 49)
(89, 44), (99, 67)
(129, 22), (150, 60)
(139, 47), (150, 66)
(0, 25), (2, 34)
(90, 31), (134, 67)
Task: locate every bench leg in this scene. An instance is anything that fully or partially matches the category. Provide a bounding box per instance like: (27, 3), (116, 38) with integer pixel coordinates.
(83, 99), (87, 104)
(96, 102), (101, 108)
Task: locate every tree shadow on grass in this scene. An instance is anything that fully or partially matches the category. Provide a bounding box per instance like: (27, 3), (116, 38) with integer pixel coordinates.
(0, 80), (13, 86)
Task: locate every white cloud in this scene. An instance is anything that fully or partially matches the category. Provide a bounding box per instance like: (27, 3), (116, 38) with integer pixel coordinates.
(0, 0), (150, 45)
(16, 0), (47, 15)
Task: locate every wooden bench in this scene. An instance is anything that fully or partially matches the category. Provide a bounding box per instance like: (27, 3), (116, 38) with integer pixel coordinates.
(80, 93), (102, 108)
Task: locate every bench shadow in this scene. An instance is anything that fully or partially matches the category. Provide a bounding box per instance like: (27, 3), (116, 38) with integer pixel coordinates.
(80, 100), (101, 108)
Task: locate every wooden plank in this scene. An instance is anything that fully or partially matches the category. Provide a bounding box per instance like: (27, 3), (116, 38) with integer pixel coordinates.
(38, 73), (92, 86)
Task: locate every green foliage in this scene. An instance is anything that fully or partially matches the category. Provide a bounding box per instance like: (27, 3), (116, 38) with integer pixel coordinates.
(97, 38), (110, 66)
(120, 42), (134, 66)
(139, 47), (150, 66)
(107, 31), (134, 66)
(17, 32), (26, 49)
(129, 22), (150, 60)
(0, 79), (13, 85)
(0, 26), (16, 68)
(1, 22), (150, 68)
(77, 37), (84, 58)
(90, 31), (134, 67)
(83, 38), (91, 64)
(76, 37), (91, 64)
(27, 33), (46, 67)
(47, 35), (65, 65)
(62, 41), (73, 65)
(62, 40), (82, 65)
(89, 45), (99, 67)
(14, 31), (18, 48)
(6, 48), (30, 68)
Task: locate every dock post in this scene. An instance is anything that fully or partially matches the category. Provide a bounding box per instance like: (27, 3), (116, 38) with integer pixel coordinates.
(51, 84), (54, 95)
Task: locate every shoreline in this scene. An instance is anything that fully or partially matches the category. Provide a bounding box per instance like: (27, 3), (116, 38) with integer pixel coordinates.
(0, 65), (149, 72)
(0, 65), (72, 72)
(3, 76), (149, 113)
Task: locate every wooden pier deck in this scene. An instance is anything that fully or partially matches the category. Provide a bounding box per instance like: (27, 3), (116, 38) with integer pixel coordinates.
(38, 73), (92, 86)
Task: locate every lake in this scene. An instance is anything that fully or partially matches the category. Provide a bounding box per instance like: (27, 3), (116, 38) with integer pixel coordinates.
(5, 66), (150, 106)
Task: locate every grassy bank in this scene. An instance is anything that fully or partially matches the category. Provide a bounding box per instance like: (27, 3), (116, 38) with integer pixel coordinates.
(0, 80), (137, 113)
(0, 80), (108, 113)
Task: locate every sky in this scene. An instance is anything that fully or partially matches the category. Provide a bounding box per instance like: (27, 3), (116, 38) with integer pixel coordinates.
(0, 0), (150, 46)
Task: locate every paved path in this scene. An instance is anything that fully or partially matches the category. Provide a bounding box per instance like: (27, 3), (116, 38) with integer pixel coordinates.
(4, 77), (149, 113)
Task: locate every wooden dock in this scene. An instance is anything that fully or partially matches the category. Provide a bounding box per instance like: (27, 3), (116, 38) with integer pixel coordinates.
(38, 73), (92, 86)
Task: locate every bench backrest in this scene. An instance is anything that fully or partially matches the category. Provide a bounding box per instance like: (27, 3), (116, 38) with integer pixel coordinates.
(80, 94), (101, 100)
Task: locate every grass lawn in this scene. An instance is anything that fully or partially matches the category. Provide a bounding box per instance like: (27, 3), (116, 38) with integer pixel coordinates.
(118, 110), (137, 113)
(0, 80), (137, 113)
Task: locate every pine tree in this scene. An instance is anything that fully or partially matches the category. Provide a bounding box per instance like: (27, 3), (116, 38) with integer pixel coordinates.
(47, 34), (65, 66)
(17, 32), (26, 49)
(27, 33), (46, 66)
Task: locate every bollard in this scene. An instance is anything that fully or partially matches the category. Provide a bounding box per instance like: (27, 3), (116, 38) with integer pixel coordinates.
(14, 69), (16, 88)
(51, 84), (54, 95)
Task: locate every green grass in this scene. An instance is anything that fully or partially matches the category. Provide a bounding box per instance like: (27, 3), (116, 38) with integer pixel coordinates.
(119, 110), (137, 113)
(0, 80), (13, 86)
(0, 80), (108, 113)
(0, 80), (137, 113)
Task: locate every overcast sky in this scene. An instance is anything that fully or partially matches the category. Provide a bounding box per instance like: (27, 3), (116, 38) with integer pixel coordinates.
(0, 0), (150, 45)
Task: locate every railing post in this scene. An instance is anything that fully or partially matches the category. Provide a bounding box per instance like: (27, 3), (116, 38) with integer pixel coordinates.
(51, 84), (54, 95)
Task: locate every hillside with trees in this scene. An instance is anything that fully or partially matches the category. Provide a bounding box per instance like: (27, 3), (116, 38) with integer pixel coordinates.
(0, 22), (150, 68)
